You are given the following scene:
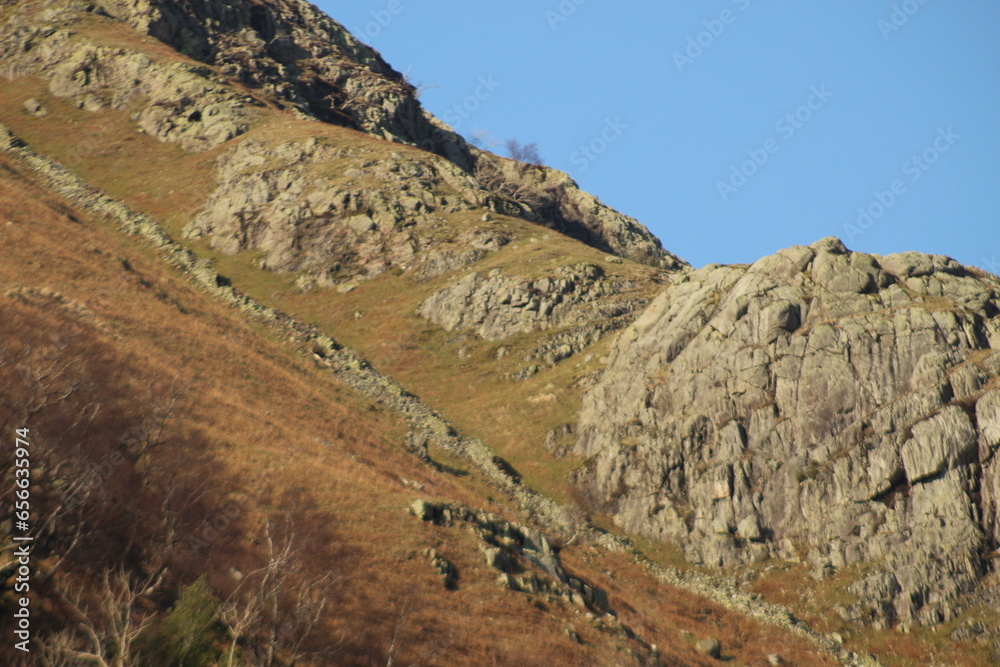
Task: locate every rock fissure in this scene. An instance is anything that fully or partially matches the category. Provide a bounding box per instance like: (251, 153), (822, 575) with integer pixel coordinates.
(573, 240), (1000, 628)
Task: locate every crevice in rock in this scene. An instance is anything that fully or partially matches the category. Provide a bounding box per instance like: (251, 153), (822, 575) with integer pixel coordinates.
(870, 469), (910, 509)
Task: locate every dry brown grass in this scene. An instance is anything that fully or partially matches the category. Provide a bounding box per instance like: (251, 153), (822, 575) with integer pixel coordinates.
(570, 549), (840, 666)
(0, 154), (656, 664)
(4, 9), (983, 660)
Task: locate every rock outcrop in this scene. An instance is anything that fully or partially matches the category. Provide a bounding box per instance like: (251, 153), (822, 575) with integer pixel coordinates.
(472, 150), (688, 270)
(572, 237), (1000, 627)
(183, 136), (517, 283)
(95, 0), (475, 167)
(416, 262), (670, 375)
(410, 499), (611, 614)
(0, 4), (255, 152)
(417, 263), (640, 339)
(0, 0), (683, 268)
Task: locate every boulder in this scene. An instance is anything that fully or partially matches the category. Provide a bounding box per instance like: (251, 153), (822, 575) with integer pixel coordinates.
(695, 637), (721, 659)
(23, 98), (49, 117)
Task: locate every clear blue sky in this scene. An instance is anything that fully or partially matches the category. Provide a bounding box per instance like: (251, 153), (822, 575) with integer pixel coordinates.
(317, 1), (999, 271)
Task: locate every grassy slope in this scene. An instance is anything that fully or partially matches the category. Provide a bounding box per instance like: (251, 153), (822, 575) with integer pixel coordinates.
(1, 7), (988, 664)
(0, 68), (658, 508)
(0, 152), (666, 665)
(0, 129), (843, 667)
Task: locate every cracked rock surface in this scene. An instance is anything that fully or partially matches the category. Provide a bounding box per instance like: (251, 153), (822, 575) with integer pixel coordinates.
(183, 136), (515, 283)
(572, 237), (1000, 627)
(417, 262), (648, 341)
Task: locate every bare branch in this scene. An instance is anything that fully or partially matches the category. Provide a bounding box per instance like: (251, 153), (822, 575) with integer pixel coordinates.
(504, 138), (544, 166)
(48, 569), (154, 667)
(384, 600), (410, 667)
(469, 127), (501, 150)
(474, 159), (541, 209)
(220, 517), (337, 666)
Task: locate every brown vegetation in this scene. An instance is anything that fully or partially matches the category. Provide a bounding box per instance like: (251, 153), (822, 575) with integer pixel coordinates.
(0, 153), (649, 664)
(2, 4), (991, 662)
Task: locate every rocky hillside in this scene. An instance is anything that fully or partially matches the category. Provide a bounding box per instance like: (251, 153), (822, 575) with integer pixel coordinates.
(1, 0), (999, 664)
(571, 238), (1000, 630)
(0, 0), (682, 271)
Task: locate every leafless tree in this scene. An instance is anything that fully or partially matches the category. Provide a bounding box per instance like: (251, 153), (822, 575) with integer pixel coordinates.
(469, 127), (501, 150)
(504, 139), (544, 166)
(39, 629), (83, 667)
(0, 339), (86, 434)
(473, 158), (541, 209)
(35, 460), (96, 583)
(13, 340), (86, 421)
(221, 518), (336, 667)
(384, 600), (411, 667)
(45, 569), (155, 667)
(219, 593), (261, 667)
(122, 374), (189, 475)
(0, 338), (96, 552)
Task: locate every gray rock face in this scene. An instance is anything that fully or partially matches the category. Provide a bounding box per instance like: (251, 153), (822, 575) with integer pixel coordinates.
(572, 238), (1000, 627)
(183, 137), (514, 282)
(94, 0), (476, 169)
(417, 263), (639, 340)
(472, 151), (688, 271)
(0, 9), (253, 152)
(416, 262), (664, 370)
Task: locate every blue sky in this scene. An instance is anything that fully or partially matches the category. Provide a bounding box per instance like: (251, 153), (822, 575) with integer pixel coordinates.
(317, 1), (999, 271)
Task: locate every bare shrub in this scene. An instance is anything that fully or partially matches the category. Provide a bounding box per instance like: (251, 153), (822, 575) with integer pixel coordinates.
(468, 127), (501, 150)
(473, 158), (541, 209)
(45, 569), (156, 667)
(220, 517), (339, 666)
(504, 139), (544, 166)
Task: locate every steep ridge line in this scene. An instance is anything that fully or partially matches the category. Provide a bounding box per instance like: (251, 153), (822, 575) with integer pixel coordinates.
(0, 122), (878, 667)
(0, 0), (681, 269)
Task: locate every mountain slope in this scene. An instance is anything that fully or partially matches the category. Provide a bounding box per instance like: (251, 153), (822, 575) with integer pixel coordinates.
(0, 107), (848, 667)
(0, 132), (785, 666)
(1, 0), (998, 665)
(571, 238), (1000, 630)
(0, 0), (683, 270)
